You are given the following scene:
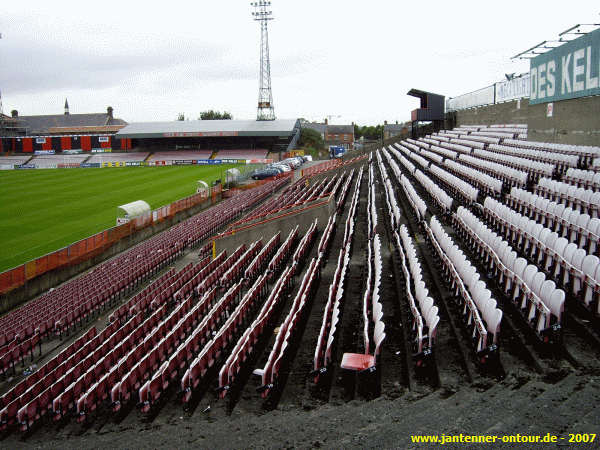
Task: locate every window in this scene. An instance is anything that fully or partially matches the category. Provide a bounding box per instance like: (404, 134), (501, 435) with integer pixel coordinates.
(343, 134), (349, 141)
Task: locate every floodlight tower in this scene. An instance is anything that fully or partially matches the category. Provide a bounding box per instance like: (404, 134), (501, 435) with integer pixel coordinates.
(251, 1), (275, 121)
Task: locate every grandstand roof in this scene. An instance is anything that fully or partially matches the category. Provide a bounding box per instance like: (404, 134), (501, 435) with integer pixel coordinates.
(116, 119), (300, 139)
(11, 110), (127, 135)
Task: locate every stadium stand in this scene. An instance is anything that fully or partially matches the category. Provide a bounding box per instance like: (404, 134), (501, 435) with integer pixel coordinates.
(214, 149), (268, 160)
(86, 152), (149, 164)
(147, 151), (212, 162)
(29, 154), (89, 168)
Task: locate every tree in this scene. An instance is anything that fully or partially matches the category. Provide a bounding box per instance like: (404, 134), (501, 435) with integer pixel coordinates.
(199, 110), (233, 120)
(298, 127), (324, 150)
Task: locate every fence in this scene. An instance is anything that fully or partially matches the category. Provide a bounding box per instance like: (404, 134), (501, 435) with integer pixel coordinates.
(0, 190), (212, 295)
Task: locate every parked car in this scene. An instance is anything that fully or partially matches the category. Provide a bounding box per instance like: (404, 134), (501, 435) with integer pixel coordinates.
(251, 168), (280, 180)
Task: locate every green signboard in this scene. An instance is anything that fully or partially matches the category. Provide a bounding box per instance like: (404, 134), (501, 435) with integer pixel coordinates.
(530, 28), (600, 105)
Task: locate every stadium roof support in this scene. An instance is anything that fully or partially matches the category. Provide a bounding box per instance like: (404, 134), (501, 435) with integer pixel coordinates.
(117, 200), (151, 219)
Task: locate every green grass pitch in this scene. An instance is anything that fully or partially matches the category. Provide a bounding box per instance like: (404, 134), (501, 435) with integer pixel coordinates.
(0, 164), (242, 272)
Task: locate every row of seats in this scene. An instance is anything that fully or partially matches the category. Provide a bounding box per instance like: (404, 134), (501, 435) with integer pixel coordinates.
(231, 180), (301, 228)
(341, 223), (386, 373)
(292, 220), (318, 266)
(194, 245), (248, 296)
(313, 245), (350, 381)
(396, 143), (430, 170)
(388, 145), (416, 175)
(268, 226), (299, 279)
(472, 148), (554, 180)
(458, 153), (528, 187)
(453, 207), (563, 337)
(400, 174), (428, 221)
(174, 254), (226, 302)
(14, 312), (153, 430)
(335, 169), (356, 210)
(136, 283), (241, 413)
(245, 232), (281, 283)
(52, 303), (173, 424)
(414, 169), (454, 213)
(317, 213), (337, 260)
(108, 267), (178, 324)
(563, 168), (600, 191)
(396, 226), (440, 355)
(429, 163), (479, 203)
(220, 241), (263, 289)
(483, 198), (600, 313)
(0, 332), (42, 377)
(488, 144), (578, 171)
(376, 150), (440, 361)
(367, 166), (378, 238)
(506, 187), (600, 256)
(502, 138), (599, 165)
(0, 327), (99, 427)
(428, 144), (459, 161)
(217, 265), (295, 397)
(181, 273), (272, 404)
(535, 178), (600, 218)
(315, 164), (365, 377)
(444, 159), (503, 196)
(378, 150), (402, 228)
(426, 216), (502, 356)
(255, 257), (321, 397)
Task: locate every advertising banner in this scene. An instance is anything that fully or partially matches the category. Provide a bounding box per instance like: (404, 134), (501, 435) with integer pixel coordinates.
(92, 149), (112, 153)
(80, 163), (101, 168)
(16, 164), (36, 169)
(173, 160), (193, 165)
(125, 161), (143, 166)
(63, 149), (83, 154)
(446, 85), (495, 111)
(246, 158), (273, 164)
(35, 137), (46, 144)
(530, 28), (600, 104)
(495, 75), (531, 103)
(34, 150), (55, 155)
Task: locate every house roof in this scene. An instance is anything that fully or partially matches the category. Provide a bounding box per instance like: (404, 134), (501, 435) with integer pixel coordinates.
(326, 125), (353, 134)
(116, 119), (300, 139)
(302, 123), (327, 134)
(13, 112), (127, 135)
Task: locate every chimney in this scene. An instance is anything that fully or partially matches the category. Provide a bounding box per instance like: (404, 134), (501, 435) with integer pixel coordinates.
(11, 110), (18, 118)
(64, 98), (70, 115)
(107, 106), (114, 120)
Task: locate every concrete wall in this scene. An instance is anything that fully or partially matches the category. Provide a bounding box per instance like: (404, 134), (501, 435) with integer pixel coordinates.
(0, 195), (220, 315)
(450, 96), (600, 146)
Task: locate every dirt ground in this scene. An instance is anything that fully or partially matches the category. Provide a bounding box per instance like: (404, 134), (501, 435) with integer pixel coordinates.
(2, 158), (600, 449)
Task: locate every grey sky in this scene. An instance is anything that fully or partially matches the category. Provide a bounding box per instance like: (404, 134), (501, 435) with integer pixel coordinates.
(1, 1), (598, 125)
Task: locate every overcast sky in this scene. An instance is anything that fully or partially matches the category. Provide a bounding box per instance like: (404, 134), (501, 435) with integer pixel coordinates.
(1, 1), (598, 125)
